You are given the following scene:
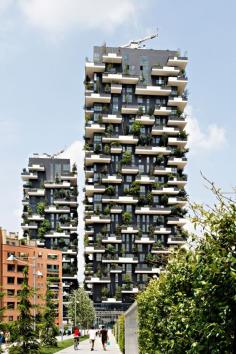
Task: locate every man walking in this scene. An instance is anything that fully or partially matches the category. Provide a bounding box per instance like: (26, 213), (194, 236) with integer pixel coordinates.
(100, 326), (108, 351)
(89, 326), (97, 351)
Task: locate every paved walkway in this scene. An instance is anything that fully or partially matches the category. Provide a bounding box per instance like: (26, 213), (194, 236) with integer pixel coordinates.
(57, 331), (121, 354)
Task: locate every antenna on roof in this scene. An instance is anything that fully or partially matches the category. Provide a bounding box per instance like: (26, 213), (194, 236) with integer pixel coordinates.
(121, 30), (158, 49)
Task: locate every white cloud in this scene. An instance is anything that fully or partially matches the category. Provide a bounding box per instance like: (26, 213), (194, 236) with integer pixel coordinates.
(186, 105), (226, 153)
(19, 0), (138, 36)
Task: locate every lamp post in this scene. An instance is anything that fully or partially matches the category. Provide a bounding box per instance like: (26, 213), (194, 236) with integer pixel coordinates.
(7, 254), (42, 330)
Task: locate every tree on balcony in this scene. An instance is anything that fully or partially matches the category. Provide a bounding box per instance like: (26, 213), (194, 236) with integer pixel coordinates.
(115, 286), (122, 300)
(130, 121), (143, 136)
(105, 185), (115, 196)
(36, 202), (45, 216)
(101, 287), (109, 299)
(121, 151), (132, 165)
(122, 212), (132, 225)
(103, 144), (110, 155)
(38, 219), (50, 238)
(178, 130), (188, 140)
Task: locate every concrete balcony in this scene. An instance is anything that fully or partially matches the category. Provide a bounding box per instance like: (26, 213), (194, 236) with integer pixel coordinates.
(135, 267), (158, 274)
(151, 65), (180, 76)
(111, 84), (122, 94)
(102, 53), (122, 63)
(85, 215), (111, 224)
(101, 175), (122, 184)
(121, 287), (139, 294)
(102, 298), (122, 304)
(85, 123), (105, 138)
(85, 92), (111, 107)
(85, 277), (111, 284)
(102, 73), (139, 84)
(154, 106), (173, 115)
(53, 199), (78, 207)
(45, 206), (70, 213)
(85, 153), (111, 166)
(135, 85), (171, 96)
(167, 177), (187, 187)
(85, 228), (94, 235)
(168, 137), (187, 147)
(84, 246), (105, 254)
(102, 257), (138, 264)
(102, 196), (138, 204)
(168, 96), (187, 111)
(85, 62), (105, 75)
(45, 231), (70, 238)
(102, 114), (122, 124)
(168, 197), (187, 206)
(85, 168), (94, 178)
(85, 185), (105, 196)
(168, 76), (187, 94)
(121, 166), (139, 174)
(110, 206), (123, 213)
(110, 146), (122, 154)
(151, 248), (171, 254)
(102, 236), (122, 243)
(154, 227), (172, 234)
(135, 146), (171, 155)
(152, 126), (179, 136)
(44, 181), (71, 189)
(28, 214), (44, 221)
(153, 166), (175, 175)
(28, 188), (45, 196)
(60, 224), (77, 231)
(21, 223), (38, 230)
(152, 187), (179, 195)
(135, 207), (171, 215)
(167, 236), (186, 245)
(168, 157), (187, 168)
(135, 237), (155, 244)
(135, 115), (155, 125)
(167, 56), (188, 70)
(121, 226), (139, 234)
(121, 105), (139, 115)
(135, 175), (155, 184)
(28, 164), (45, 172)
(167, 217), (187, 226)
(167, 115), (187, 128)
(21, 172), (38, 181)
(102, 135), (138, 144)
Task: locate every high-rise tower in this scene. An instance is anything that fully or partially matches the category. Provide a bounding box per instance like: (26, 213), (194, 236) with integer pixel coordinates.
(21, 154), (78, 322)
(84, 45), (188, 317)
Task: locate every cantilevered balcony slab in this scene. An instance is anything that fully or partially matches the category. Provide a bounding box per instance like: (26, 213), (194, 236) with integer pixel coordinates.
(135, 146), (171, 155)
(168, 76), (187, 94)
(85, 169), (94, 178)
(44, 181), (71, 189)
(154, 227), (172, 234)
(167, 177), (187, 187)
(135, 85), (171, 96)
(28, 188), (45, 196)
(168, 137), (187, 147)
(168, 157), (187, 168)
(102, 196), (138, 204)
(152, 126), (179, 136)
(135, 115), (155, 125)
(102, 257), (138, 264)
(122, 287), (139, 294)
(85, 92), (111, 107)
(135, 207), (171, 215)
(102, 73), (139, 84)
(135, 175), (155, 184)
(28, 214), (44, 221)
(45, 231), (70, 238)
(45, 206), (70, 213)
(53, 199), (77, 207)
(85, 215), (111, 224)
(85, 123), (105, 138)
(167, 116), (187, 128)
(121, 166), (139, 174)
(110, 146), (122, 154)
(61, 224), (77, 231)
(84, 246), (105, 254)
(102, 298), (122, 304)
(85, 277), (111, 284)
(101, 175), (122, 184)
(102, 53), (122, 63)
(154, 106), (172, 115)
(21, 223), (38, 230)
(152, 187), (179, 195)
(102, 135), (138, 144)
(85, 153), (111, 166)
(167, 217), (187, 226)
(121, 226), (139, 234)
(102, 114), (122, 124)
(111, 84), (122, 94)
(168, 96), (187, 111)
(85, 62), (105, 75)
(102, 236), (122, 243)
(135, 237), (155, 244)
(110, 206), (123, 213)
(151, 65), (180, 76)
(168, 197), (187, 206)
(85, 185), (105, 196)
(151, 248), (171, 254)
(21, 172), (38, 181)
(167, 236), (186, 245)
(121, 105), (139, 115)
(135, 267), (158, 274)
(167, 56), (188, 70)
(153, 166), (176, 175)
(28, 164), (45, 172)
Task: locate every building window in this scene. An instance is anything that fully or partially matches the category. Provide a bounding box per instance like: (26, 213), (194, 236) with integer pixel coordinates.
(8, 316), (13, 321)
(7, 277), (14, 284)
(17, 265), (25, 272)
(7, 264), (15, 272)
(7, 289), (15, 296)
(7, 302), (15, 309)
(126, 176), (132, 183)
(17, 278), (24, 285)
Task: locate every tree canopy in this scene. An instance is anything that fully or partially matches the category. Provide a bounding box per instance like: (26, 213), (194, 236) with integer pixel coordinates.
(68, 288), (96, 328)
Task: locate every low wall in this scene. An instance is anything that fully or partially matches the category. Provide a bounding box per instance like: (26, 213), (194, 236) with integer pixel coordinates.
(125, 302), (139, 354)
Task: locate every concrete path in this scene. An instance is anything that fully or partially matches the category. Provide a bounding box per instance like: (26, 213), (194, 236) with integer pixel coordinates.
(57, 331), (122, 354)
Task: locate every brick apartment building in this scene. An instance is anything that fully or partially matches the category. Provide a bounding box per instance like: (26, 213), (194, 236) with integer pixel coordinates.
(0, 227), (63, 325)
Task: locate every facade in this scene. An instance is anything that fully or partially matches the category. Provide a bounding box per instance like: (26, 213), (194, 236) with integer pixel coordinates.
(84, 45), (188, 312)
(21, 154), (78, 321)
(0, 228), (63, 324)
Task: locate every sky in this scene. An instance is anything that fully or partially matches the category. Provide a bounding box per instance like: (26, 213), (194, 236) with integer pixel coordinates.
(0, 0), (236, 233)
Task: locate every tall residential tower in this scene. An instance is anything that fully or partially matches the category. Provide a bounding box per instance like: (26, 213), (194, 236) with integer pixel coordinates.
(84, 45), (188, 315)
(21, 154), (78, 321)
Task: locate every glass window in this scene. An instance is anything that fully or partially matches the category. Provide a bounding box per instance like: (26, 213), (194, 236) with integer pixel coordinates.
(126, 176), (132, 182)
(7, 277), (14, 284)
(7, 264), (15, 272)
(126, 205), (132, 212)
(7, 289), (15, 296)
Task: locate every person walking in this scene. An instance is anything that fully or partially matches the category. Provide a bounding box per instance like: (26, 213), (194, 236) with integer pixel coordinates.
(100, 326), (108, 351)
(88, 326), (97, 351)
(73, 326), (80, 350)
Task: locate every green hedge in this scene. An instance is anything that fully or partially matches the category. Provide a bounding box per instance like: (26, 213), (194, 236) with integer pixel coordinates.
(114, 314), (125, 353)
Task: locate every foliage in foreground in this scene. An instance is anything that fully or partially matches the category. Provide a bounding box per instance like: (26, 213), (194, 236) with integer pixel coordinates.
(39, 336), (88, 354)
(137, 187), (236, 354)
(40, 288), (59, 346)
(68, 288), (96, 328)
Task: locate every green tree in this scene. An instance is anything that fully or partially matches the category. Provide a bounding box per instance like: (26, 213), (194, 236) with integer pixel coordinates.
(130, 121), (143, 135)
(38, 219), (50, 238)
(122, 212), (132, 225)
(68, 288), (95, 329)
(137, 183), (236, 354)
(40, 288), (58, 347)
(36, 202), (45, 216)
(9, 269), (40, 354)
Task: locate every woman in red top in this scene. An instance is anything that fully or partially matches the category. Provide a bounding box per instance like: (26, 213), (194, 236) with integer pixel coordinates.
(74, 327), (80, 350)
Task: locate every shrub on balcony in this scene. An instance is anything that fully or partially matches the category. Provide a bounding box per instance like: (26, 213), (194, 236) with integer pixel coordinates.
(106, 124), (114, 135)
(179, 130), (188, 140)
(137, 106), (144, 116)
(121, 151), (132, 165)
(129, 181), (140, 196)
(36, 202), (45, 216)
(130, 121), (143, 136)
(104, 84), (110, 93)
(105, 185), (115, 196)
(122, 211), (132, 225)
(104, 206), (110, 215)
(106, 244), (115, 254)
(103, 144), (110, 155)
(115, 286), (122, 300)
(38, 219), (50, 238)
(147, 192), (153, 205)
(101, 287), (109, 298)
(94, 143), (101, 153)
(147, 106), (155, 116)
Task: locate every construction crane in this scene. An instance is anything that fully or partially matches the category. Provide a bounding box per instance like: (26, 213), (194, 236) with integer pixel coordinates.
(121, 31), (158, 49)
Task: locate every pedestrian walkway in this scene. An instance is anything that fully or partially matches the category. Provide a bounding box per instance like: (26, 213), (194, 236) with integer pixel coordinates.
(57, 331), (121, 354)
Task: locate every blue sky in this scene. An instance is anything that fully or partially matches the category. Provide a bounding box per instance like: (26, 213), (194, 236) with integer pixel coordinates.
(0, 0), (235, 232)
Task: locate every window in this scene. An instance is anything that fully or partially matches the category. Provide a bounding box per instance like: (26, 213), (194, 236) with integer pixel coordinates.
(126, 176), (132, 183)
(17, 265), (25, 272)
(17, 278), (24, 285)
(8, 316), (13, 322)
(139, 165), (144, 173)
(7, 277), (14, 284)
(140, 186), (145, 195)
(7, 264), (15, 272)
(48, 254), (58, 260)
(7, 302), (15, 309)
(126, 205), (132, 212)
(94, 194), (102, 201)
(7, 289), (15, 296)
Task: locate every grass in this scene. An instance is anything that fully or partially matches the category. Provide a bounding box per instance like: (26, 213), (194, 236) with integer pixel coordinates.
(40, 336), (88, 354)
